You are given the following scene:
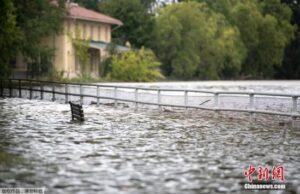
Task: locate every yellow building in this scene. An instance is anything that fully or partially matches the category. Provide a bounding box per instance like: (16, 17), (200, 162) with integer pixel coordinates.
(14, 3), (123, 78)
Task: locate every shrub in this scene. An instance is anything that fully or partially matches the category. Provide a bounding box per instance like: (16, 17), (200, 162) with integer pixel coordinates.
(108, 48), (164, 82)
(46, 69), (65, 81)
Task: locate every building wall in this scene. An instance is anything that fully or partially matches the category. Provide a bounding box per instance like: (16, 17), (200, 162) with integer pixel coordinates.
(66, 18), (111, 42)
(41, 18), (112, 78)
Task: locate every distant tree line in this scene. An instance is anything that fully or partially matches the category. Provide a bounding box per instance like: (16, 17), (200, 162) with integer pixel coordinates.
(98, 0), (298, 80)
(1, 0), (299, 80)
(75, 0), (299, 80)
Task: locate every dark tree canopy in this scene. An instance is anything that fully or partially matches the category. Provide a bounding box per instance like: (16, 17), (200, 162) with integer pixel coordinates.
(14, 0), (65, 58)
(172, 0), (295, 79)
(73, 0), (99, 10)
(153, 2), (246, 79)
(13, 0), (65, 77)
(275, 0), (300, 79)
(98, 0), (155, 48)
(0, 0), (20, 77)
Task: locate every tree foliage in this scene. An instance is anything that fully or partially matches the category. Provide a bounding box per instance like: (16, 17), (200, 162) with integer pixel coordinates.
(154, 2), (245, 79)
(276, 0), (300, 79)
(14, 0), (65, 77)
(0, 0), (297, 80)
(108, 48), (164, 82)
(73, 0), (99, 10)
(0, 0), (20, 77)
(235, 0), (294, 77)
(71, 28), (90, 78)
(98, 0), (154, 48)
(189, 0), (295, 78)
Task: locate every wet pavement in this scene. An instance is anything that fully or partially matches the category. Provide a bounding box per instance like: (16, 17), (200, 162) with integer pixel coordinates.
(0, 98), (299, 194)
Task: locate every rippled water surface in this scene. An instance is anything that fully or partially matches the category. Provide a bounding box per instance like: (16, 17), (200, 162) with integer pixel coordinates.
(0, 98), (299, 194)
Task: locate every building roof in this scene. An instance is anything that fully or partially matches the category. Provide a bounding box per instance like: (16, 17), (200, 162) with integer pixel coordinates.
(67, 3), (123, 26)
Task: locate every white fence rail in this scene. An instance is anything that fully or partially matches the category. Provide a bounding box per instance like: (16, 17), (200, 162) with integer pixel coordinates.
(1, 79), (299, 119)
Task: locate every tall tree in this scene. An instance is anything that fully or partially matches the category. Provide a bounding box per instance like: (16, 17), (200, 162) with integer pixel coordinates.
(14, 0), (65, 77)
(190, 0), (295, 78)
(258, 0), (295, 77)
(140, 0), (156, 9)
(98, 0), (154, 48)
(276, 0), (300, 79)
(74, 0), (157, 12)
(0, 0), (20, 77)
(154, 2), (245, 79)
(73, 0), (99, 10)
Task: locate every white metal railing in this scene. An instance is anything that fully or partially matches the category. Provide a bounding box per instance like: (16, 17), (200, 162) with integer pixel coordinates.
(0, 79), (299, 119)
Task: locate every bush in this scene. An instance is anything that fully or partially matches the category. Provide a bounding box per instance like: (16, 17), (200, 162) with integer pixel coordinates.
(107, 48), (164, 82)
(46, 69), (65, 81)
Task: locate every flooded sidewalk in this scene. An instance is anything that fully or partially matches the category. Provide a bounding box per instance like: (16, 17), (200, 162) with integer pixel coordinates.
(0, 98), (299, 194)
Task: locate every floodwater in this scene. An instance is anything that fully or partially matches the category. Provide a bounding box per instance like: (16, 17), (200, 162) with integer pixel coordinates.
(0, 96), (300, 193)
(101, 80), (300, 93)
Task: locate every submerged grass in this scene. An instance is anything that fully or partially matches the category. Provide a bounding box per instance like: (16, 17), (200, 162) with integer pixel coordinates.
(0, 150), (24, 166)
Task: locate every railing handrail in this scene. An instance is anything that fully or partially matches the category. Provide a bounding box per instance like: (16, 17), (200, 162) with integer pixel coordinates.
(1, 78), (300, 98)
(0, 78), (299, 120)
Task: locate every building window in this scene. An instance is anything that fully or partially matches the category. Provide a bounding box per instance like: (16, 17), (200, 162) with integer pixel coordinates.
(83, 24), (86, 39)
(90, 25), (94, 40)
(10, 59), (16, 68)
(98, 26), (101, 41)
(105, 26), (109, 41)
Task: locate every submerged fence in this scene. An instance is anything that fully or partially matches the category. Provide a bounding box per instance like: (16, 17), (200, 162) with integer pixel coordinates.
(0, 79), (300, 119)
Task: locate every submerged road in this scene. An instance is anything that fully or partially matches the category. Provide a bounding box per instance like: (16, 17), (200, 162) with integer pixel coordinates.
(0, 98), (299, 193)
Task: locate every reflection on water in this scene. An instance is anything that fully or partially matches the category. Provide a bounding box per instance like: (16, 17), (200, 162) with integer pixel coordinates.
(0, 98), (299, 194)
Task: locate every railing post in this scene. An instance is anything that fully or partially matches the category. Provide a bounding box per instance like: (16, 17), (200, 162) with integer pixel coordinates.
(40, 82), (44, 100)
(114, 87), (117, 108)
(214, 92), (219, 116)
(9, 79), (12, 97)
(65, 84), (68, 104)
(0, 79), (2, 97)
(80, 85), (83, 105)
(52, 83), (55, 101)
(0, 79), (3, 97)
(96, 85), (100, 107)
(29, 81), (32, 99)
(135, 88), (138, 110)
(19, 80), (22, 98)
(292, 96), (298, 113)
(158, 89), (161, 111)
(184, 90), (188, 110)
(249, 93), (255, 121)
(292, 96), (298, 127)
(214, 92), (219, 109)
